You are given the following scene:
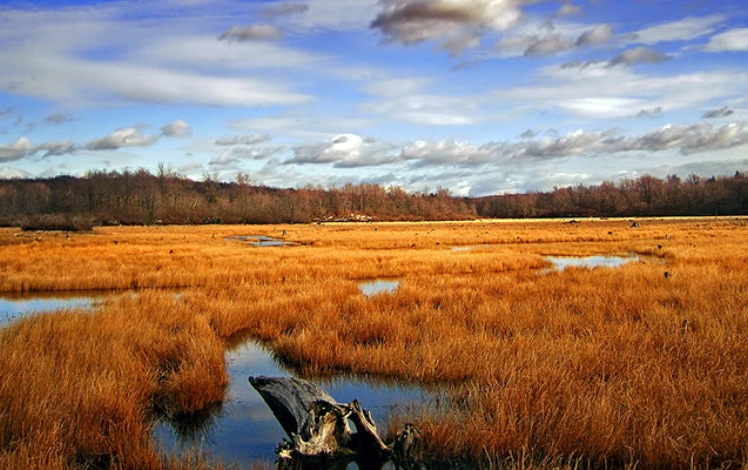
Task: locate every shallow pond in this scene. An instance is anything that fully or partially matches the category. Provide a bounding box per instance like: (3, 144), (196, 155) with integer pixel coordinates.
(545, 254), (639, 271)
(154, 340), (428, 467)
(359, 279), (400, 297)
(0, 292), (102, 326)
(226, 235), (297, 247)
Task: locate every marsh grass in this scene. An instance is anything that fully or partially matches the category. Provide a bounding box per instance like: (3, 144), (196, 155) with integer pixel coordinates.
(0, 293), (228, 469)
(1, 218), (747, 468)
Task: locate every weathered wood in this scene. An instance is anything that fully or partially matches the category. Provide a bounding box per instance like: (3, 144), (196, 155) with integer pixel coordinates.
(248, 376), (420, 468)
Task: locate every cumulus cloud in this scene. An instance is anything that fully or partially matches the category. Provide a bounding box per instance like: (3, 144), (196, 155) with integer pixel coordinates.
(0, 137), (75, 161)
(608, 46), (671, 66)
(160, 119), (192, 137)
(401, 139), (496, 167)
(38, 141), (76, 157)
(0, 137), (34, 162)
(515, 129), (606, 159)
(371, 0), (527, 53)
(85, 127), (159, 151)
(700, 28), (748, 52)
(362, 123), (748, 170)
(289, 133), (396, 168)
(609, 123), (748, 155)
(702, 106), (733, 119)
(218, 24), (283, 41)
(215, 134), (270, 146)
(0, 120), (193, 163)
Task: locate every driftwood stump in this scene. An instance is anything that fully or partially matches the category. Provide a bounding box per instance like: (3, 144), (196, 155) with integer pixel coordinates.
(249, 376), (419, 469)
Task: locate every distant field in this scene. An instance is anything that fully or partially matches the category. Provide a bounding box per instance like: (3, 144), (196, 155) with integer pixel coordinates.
(1, 218), (747, 468)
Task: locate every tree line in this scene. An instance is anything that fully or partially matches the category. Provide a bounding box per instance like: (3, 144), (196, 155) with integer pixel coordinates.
(474, 172), (748, 219)
(0, 169), (746, 229)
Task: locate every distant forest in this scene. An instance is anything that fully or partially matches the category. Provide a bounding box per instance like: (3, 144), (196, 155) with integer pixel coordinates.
(1, 168), (747, 229)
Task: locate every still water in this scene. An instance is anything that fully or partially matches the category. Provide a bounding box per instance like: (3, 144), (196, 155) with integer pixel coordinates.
(545, 254), (640, 271)
(359, 279), (400, 297)
(0, 292), (101, 326)
(1, 293), (427, 466)
(226, 235), (297, 247)
(154, 340), (428, 467)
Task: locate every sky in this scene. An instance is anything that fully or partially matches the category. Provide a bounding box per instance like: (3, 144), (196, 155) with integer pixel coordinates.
(1, 0), (748, 197)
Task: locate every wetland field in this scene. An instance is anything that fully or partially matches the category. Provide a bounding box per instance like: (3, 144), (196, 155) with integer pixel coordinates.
(1, 218), (747, 469)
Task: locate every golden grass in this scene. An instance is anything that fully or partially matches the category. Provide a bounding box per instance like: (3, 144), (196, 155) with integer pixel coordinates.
(1, 217), (747, 467)
(0, 293), (227, 469)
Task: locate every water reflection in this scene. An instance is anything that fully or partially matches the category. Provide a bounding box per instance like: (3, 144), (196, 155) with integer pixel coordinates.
(154, 341), (288, 464)
(360, 280), (400, 297)
(545, 255), (639, 271)
(0, 292), (101, 326)
(154, 339), (428, 467)
(2, 292), (427, 466)
(226, 235), (297, 247)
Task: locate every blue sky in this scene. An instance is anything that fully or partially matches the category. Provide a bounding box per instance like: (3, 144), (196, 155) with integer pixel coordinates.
(1, 0), (747, 196)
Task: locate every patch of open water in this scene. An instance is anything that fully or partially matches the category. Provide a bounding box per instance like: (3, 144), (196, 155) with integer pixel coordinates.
(226, 235), (297, 247)
(1, 293), (428, 466)
(545, 254), (640, 271)
(154, 340), (428, 467)
(359, 279), (400, 297)
(0, 292), (104, 326)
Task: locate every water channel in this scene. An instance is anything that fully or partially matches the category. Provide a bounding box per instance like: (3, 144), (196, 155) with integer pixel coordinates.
(0, 292), (102, 326)
(0, 292), (428, 467)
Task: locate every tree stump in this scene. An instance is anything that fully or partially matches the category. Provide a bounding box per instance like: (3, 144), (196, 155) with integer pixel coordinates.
(248, 376), (419, 468)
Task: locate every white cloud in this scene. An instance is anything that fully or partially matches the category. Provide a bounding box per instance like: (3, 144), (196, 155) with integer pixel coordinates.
(135, 35), (327, 70)
(85, 127), (158, 151)
(363, 77), (433, 97)
(0, 167), (30, 179)
(700, 28), (748, 52)
(215, 134), (271, 146)
(361, 93), (482, 126)
(0, 137), (76, 161)
(400, 139), (496, 167)
(0, 5), (314, 108)
(371, 0), (529, 53)
(0, 137), (34, 162)
(161, 120), (192, 137)
(630, 14), (725, 45)
(558, 97), (646, 118)
(289, 133), (397, 167)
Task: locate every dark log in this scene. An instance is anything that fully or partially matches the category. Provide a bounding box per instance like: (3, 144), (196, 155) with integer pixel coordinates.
(248, 376), (419, 468)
